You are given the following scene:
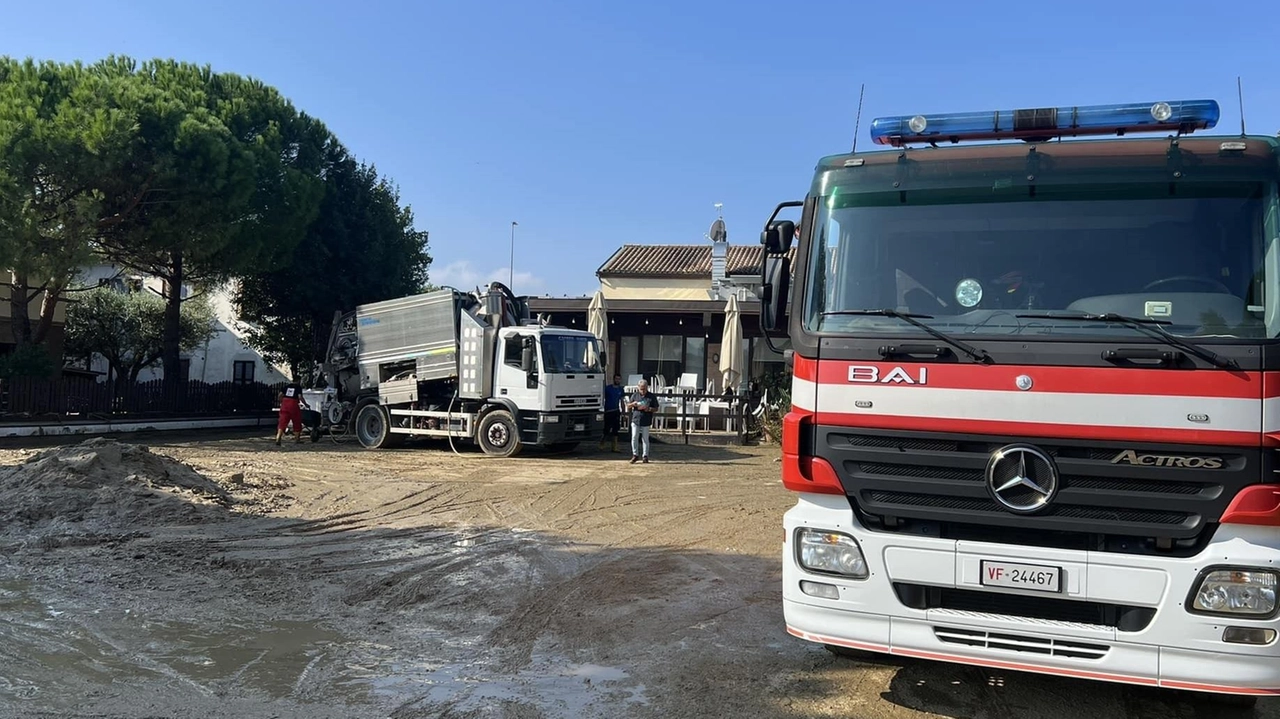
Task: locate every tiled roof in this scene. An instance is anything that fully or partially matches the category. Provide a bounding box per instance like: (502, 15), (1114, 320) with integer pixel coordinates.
(597, 244), (796, 278)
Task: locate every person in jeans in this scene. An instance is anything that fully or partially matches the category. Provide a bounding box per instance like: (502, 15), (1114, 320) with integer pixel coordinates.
(627, 379), (658, 463)
(599, 375), (625, 452)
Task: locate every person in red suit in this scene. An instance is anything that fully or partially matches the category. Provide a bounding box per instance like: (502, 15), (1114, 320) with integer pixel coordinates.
(275, 380), (309, 446)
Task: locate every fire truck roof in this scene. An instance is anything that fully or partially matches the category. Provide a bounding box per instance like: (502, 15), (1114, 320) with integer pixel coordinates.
(814, 135), (1280, 194)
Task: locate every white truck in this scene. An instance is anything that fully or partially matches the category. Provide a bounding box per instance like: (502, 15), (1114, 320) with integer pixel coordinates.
(321, 282), (605, 456)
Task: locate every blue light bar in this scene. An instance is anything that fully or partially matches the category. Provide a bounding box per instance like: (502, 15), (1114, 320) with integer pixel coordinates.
(869, 100), (1220, 147)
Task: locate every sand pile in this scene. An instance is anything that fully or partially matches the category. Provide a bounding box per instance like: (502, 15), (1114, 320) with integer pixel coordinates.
(0, 438), (231, 534)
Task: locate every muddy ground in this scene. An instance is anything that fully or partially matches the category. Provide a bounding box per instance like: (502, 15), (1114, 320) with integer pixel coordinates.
(0, 431), (1273, 719)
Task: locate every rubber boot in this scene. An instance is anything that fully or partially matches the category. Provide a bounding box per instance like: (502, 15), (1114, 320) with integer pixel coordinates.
(274, 429), (283, 446)
(611, 437), (619, 453)
(598, 439), (607, 451)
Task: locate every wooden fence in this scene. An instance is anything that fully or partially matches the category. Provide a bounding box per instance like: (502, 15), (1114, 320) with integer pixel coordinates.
(0, 377), (284, 421)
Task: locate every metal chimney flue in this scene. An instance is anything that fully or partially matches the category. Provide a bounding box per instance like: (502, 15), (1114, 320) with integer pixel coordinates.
(708, 204), (728, 299)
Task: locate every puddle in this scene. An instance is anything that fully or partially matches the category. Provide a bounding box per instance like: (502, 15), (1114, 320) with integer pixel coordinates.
(141, 619), (348, 698)
(0, 581), (358, 705)
(0, 577), (646, 716)
(355, 656), (647, 715)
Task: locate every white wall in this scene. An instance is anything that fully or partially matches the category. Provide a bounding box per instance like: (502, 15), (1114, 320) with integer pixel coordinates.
(74, 265), (291, 384)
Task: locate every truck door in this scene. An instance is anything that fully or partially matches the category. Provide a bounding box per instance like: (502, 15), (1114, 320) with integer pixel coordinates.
(495, 334), (541, 411)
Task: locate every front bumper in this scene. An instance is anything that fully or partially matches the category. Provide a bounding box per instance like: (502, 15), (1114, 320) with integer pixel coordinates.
(521, 411), (603, 446)
(783, 493), (1280, 695)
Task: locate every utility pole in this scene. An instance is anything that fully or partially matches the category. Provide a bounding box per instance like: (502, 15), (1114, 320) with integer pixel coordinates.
(509, 221), (518, 288)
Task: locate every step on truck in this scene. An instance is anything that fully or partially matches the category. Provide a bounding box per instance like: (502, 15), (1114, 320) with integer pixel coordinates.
(758, 98), (1280, 704)
(323, 282), (605, 456)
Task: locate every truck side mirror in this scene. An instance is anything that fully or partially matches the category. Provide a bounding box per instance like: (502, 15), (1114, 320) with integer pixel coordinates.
(760, 220), (795, 254)
(760, 256), (791, 336)
(521, 345), (534, 373)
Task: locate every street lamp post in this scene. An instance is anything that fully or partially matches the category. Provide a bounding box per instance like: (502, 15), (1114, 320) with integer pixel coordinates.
(509, 221), (518, 289)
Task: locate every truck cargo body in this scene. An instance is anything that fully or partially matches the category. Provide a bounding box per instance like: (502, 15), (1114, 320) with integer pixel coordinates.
(761, 122), (1280, 702)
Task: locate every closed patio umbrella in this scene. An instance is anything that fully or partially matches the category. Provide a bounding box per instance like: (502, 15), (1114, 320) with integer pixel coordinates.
(719, 294), (743, 393)
(587, 290), (608, 370)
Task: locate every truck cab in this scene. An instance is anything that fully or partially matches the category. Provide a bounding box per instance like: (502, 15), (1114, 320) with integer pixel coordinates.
(493, 326), (606, 448)
(760, 98), (1280, 704)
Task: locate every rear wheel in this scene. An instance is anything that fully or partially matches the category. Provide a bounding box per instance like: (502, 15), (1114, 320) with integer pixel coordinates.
(477, 410), (522, 458)
(355, 403), (401, 449)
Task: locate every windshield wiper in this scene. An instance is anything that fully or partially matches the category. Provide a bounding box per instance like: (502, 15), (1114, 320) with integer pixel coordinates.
(1016, 311), (1238, 369)
(823, 309), (993, 364)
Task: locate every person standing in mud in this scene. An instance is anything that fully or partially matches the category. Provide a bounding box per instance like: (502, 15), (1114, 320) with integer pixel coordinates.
(275, 379), (309, 446)
(599, 374), (625, 453)
(627, 379), (658, 464)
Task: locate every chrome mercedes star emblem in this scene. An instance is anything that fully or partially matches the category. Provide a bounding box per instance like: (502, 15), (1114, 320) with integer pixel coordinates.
(1015, 374), (1033, 391)
(985, 444), (1059, 514)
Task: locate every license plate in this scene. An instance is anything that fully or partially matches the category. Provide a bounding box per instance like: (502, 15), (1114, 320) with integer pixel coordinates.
(979, 560), (1062, 593)
(573, 423), (584, 432)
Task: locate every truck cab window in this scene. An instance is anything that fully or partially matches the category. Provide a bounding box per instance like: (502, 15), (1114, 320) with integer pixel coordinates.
(504, 337), (524, 367)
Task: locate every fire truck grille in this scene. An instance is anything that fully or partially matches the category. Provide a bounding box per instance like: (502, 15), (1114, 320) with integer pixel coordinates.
(820, 428), (1261, 556)
(932, 626), (1111, 660)
(894, 583), (1156, 632)
(866, 491), (1191, 526)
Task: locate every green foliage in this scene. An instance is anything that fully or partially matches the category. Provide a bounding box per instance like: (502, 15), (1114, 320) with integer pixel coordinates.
(751, 368), (792, 445)
(234, 150), (431, 376)
(64, 286), (217, 383)
(86, 57), (330, 392)
(0, 54), (426, 392)
(0, 58), (134, 346)
(0, 343), (57, 379)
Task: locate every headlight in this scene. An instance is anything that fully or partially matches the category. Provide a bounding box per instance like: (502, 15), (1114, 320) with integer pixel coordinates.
(1191, 569), (1278, 616)
(797, 528), (868, 579)
(539, 414), (560, 423)
(595, 413), (604, 422)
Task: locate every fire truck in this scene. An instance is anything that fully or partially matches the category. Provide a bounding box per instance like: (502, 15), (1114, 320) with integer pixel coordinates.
(758, 99), (1280, 705)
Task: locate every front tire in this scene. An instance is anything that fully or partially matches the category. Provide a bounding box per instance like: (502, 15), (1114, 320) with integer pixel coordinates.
(477, 410), (522, 458)
(355, 403), (401, 449)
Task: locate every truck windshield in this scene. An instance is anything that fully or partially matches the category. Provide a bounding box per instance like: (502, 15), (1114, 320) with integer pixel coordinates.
(804, 181), (1280, 340)
(540, 335), (604, 374)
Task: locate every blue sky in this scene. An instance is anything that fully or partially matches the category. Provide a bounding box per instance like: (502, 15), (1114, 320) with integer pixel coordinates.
(3, 1), (1276, 296)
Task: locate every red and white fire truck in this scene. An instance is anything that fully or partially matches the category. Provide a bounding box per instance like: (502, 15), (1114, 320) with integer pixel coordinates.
(757, 99), (1280, 705)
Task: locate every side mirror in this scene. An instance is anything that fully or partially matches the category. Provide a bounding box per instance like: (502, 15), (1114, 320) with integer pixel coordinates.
(760, 220), (796, 255)
(521, 345), (534, 373)
(760, 256), (791, 336)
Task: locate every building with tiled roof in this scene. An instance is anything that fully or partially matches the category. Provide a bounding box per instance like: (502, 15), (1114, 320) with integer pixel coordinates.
(596, 244), (790, 278)
(526, 238), (792, 393)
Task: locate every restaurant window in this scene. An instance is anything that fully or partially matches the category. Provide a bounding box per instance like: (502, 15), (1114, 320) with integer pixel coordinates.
(619, 336), (640, 383)
(751, 337), (791, 391)
(683, 337), (706, 390)
(641, 334), (682, 387)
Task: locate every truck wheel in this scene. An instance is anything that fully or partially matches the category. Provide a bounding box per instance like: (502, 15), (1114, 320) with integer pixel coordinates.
(477, 410), (522, 458)
(355, 403), (400, 449)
